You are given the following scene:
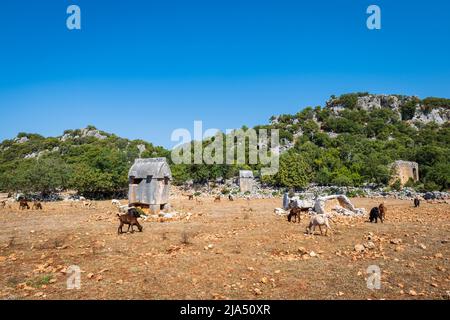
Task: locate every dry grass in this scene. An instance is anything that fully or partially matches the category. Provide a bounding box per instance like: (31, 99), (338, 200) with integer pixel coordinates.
(0, 197), (449, 300)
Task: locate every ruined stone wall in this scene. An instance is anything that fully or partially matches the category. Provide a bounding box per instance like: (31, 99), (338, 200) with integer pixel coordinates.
(239, 178), (255, 193)
(390, 161), (419, 185)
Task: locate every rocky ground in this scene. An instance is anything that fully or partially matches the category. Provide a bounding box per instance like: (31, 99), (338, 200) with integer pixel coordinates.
(0, 197), (449, 300)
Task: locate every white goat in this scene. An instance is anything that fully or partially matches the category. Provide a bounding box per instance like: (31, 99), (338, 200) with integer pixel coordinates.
(112, 199), (121, 207)
(306, 214), (334, 236)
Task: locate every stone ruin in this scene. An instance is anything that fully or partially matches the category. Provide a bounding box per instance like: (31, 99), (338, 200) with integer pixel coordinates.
(390, 161), (419, 186)
(239, 170), (255, 193)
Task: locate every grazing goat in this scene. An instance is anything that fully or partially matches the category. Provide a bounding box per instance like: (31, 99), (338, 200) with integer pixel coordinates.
(0, 200), (6, 209)
(117, 208), (143, 235)
(32, 201), (43, 210)
(188, 194), (194, 201)
(112, 199), (121, 207)
(369, 204), (385, 223)
(83, 201), (95, 209)
(306, 214), (333, 236)
(214, 195), (221, 203)
(378, 203), (387, 221)
(414, 198), (421, 208)
(228, 195), (235, 201)
(118, 204), (130, 214)
(19, 199), (30, 210)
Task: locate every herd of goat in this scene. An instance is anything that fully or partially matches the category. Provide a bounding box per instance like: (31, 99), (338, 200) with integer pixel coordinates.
(1, 194), (423, 237)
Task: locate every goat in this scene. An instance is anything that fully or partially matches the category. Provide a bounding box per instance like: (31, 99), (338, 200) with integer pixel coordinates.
(378, 203), (387, 221)
(187, 194), (194, 201)
(306, 214), (333, 236)
(287, 207), (303, 223)
(414, 198), (420, 208)
(214, 195), (221, 203)
(83, 201), (95, 209)
(19, 199), (30, 210)
(228, 195), (235, 201)
(112, 199), (121, 207)
(0, 200), (6, 209)
(369, 205), (384, 223)
(32, 201), (43, 210)
(117, 208), (143, 235)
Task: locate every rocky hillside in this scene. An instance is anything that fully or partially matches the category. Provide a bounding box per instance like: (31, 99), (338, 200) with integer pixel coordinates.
(0, 126), (168, 198)
(269, 93), (449, 153)
(327, 94), (449, 125)
(0, 93), (448, 196)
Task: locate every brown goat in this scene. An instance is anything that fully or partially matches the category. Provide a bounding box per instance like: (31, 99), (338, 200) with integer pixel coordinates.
(188, 194), (194, 201)
(32, 201), (43, 210)
(287, 207), (310, 223)
(0, 200), (6, 209)
(378, 203), (387, 221)
(19, 199), (30, 210)
(214, 195), (221, 203)
(117, 214), (143, 235)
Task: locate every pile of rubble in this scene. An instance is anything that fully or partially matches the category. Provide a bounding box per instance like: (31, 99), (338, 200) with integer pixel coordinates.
(174, 181), (449, 201)
(172, 183), (281, 199)
(142, 210), (197, 223)
(293, 185), (450, 201)
(279, 194), (366, 217)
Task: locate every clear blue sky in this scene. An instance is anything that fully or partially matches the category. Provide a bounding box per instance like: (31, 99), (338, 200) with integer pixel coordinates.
(0, 0), (449, 148)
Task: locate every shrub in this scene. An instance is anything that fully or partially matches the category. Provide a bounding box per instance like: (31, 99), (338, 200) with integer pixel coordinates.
(391, 179), (402, 191)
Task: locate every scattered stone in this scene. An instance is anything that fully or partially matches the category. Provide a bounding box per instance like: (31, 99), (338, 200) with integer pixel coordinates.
(390, 239), (402, 245)
(364, 242), (376, 250)
(354, 244), (365, 253)
(253, 288), (262, 296)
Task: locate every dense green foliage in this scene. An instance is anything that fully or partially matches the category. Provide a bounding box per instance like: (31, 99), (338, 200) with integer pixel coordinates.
(1, 93), (449, 196)
(0, 127), (168, 198)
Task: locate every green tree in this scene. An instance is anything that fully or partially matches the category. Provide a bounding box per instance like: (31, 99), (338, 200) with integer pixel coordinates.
(274, 151), (312, 189)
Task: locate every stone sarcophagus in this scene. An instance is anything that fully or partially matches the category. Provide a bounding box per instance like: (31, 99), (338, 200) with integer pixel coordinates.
(128, 158), (172, 212)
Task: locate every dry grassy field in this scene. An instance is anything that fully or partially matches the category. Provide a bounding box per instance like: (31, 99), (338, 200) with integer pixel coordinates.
(0, 197), (449, 300)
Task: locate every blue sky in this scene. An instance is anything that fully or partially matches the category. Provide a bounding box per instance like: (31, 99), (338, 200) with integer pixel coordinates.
(0, 0), (449, 148)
